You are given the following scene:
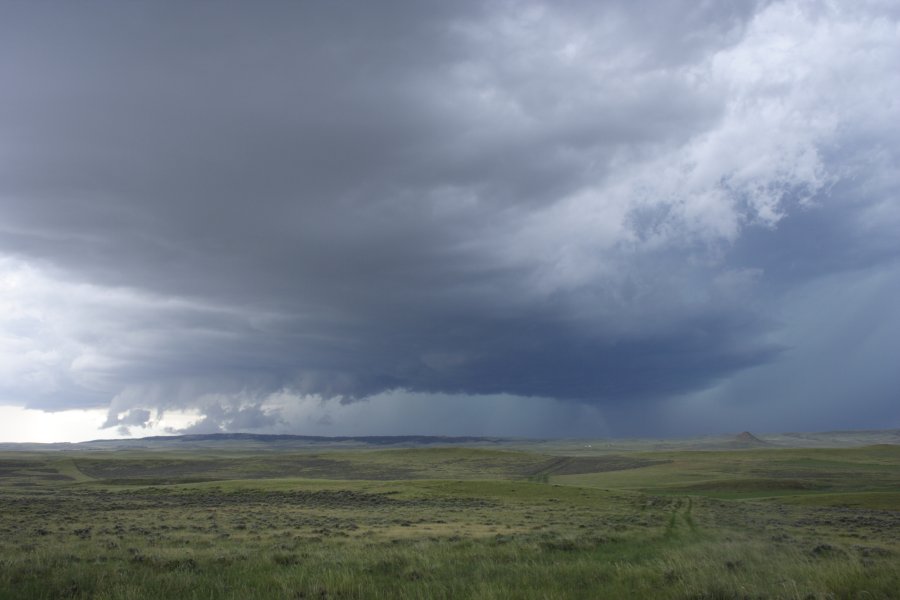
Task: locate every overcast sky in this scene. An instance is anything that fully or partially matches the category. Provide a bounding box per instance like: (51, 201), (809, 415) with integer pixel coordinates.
(1, 1), (899, 442)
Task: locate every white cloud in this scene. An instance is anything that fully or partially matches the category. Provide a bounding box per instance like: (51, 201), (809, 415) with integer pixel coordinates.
(0, 254), (275, 411)
(444, 0), (900, 346)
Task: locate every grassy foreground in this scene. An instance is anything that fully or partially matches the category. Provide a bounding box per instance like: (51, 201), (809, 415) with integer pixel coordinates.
(1, 444), (898, 599)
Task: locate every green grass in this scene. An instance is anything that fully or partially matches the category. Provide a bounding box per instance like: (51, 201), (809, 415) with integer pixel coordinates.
(0, 444), (898, 598)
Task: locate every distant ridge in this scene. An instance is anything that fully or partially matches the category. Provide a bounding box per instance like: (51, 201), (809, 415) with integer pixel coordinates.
(86, 433), (507, 446)
(677, 430), (775, 451)
(1, 428), (898, 452)
(735, 431), (768, 445)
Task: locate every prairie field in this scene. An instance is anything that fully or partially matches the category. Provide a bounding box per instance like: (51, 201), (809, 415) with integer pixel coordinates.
(1, 440), (898, 599)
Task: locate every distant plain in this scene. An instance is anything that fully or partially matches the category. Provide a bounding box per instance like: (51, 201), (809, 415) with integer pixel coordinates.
(1, 430), (898, 599)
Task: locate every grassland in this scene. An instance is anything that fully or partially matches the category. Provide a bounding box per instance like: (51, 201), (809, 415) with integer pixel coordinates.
(0, 440), (898, 599)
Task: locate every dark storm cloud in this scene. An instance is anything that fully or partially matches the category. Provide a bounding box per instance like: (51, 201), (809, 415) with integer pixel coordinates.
(171, 403), (283, 435)
(1, 1), (898, 433)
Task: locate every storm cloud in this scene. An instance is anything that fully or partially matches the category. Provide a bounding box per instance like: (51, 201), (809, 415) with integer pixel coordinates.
(1, 1), (898, 437)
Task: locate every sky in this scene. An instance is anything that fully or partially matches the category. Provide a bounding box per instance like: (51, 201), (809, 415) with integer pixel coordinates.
(1, 1), (899, 442)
